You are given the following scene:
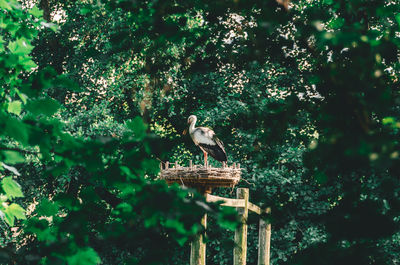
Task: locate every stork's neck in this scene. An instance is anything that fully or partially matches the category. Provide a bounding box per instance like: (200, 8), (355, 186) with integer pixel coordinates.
(189, 118), (197, 134)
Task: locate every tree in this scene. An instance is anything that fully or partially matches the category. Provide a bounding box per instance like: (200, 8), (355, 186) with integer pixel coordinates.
(2, 0), (400, 264)
(0, 2), (237, 264)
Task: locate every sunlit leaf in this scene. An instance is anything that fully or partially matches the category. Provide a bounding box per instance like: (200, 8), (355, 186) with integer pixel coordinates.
(7, 101), (22, 115)
(29, 6), (43, 17)
(7, 203), (26, 220)
(8, 38), (34, 55)
(0, 0), (11, 10)
(1, 177), (23, 199)
(2, 151), (25, 165)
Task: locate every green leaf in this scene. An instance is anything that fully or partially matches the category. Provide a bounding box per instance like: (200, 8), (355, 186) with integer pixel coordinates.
(1, 177), (24, 199)
(2, 151), (25, 164)
(36, 199), (59, 216)
(116, 202), (132, 213)
(15, 90), (27, 104)
(7, 101), (22, 115)
(4, 117), (28, 144)
(175, 236), (188, 246)
(29, 6), (43, 17)
(164, 219), (187, 234)
(329, 17), (344, 29)
(66, 248), (101, 265)
(80, 7), (91, 15)
(8, 38), (34, 55)
(26, 97), (60, 116)
(3, 209), (14, 226)
(20, 56), (38, 70)
(0, 0), (12, 10)
(2, 203), (26, 226)
(0, 36), (5, 52)
(126, 116), (147, 140)
(7, 203), (26, 219)
(382, 117), (395, 125)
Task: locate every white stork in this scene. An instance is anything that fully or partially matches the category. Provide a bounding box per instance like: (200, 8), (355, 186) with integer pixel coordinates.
(187, 115), (227, 165)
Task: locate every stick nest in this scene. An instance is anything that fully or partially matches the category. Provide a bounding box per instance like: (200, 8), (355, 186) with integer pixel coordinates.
(160, 164), (241, 188)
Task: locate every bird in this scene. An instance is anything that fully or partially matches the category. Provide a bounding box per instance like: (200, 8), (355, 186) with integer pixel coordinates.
(186, 115), (227, 166)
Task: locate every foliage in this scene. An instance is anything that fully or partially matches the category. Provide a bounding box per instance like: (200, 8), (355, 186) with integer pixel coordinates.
(1, 0), (400, 264)
(0, 1), (234, 264)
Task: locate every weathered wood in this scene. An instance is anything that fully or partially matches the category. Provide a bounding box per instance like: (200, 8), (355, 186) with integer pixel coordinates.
(234, 188), (249, 265)
(206, 194), (245, 208)
(191, 187), (208, 265)
(248, 202), (261, 215)
(257, 208), (271, 265)
(160, 165), (241, 188)
(205, 195), (264, 215)
(189, 160), (193, 169)
(165, 161), (169, 169)
(190, 212), (207, 265)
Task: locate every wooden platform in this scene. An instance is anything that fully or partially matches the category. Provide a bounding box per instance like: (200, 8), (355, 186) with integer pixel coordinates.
(159, 161), (241, 189)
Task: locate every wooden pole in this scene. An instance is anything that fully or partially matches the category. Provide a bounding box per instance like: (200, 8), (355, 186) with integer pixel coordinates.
(190, 213), (207, 265)
(234, 188), (249, 265)
(257, 207), (271, 265)
(190, 187), (209, 265)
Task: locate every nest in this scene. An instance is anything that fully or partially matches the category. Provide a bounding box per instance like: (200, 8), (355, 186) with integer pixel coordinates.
(159, 161), (241, 188)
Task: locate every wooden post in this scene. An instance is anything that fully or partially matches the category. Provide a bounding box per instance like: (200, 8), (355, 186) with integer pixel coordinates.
(257, 208), (271, 265)
(190, 189), (207, 265)
(234, 188), (249, 265)
(189, 160), (193, 169)
(165, 162), (169, 169)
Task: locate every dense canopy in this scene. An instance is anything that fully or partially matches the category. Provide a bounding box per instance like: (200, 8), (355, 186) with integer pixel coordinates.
(1, 0), (400, 264)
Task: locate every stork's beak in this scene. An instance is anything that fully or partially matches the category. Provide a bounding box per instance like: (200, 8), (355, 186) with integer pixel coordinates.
(182, 128), (187, 135)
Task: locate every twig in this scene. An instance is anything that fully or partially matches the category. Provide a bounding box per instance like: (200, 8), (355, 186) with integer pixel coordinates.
(240, 177), (256, 187)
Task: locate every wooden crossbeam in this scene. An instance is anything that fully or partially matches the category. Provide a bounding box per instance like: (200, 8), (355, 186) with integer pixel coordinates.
(206, 194), (269, 215)
(248, 202), (261, 215)
(206, 194), (245, 208)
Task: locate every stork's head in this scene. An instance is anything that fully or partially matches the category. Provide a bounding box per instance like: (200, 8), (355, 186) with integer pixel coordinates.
(187, 115), (197, 125)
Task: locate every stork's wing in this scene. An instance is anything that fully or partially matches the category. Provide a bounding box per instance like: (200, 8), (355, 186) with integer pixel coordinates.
(198, 134), (227, 162)
(213, 135), (226, 154)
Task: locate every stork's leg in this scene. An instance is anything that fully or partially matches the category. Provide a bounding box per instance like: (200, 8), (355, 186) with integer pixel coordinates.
(203, 151), (208, 167)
